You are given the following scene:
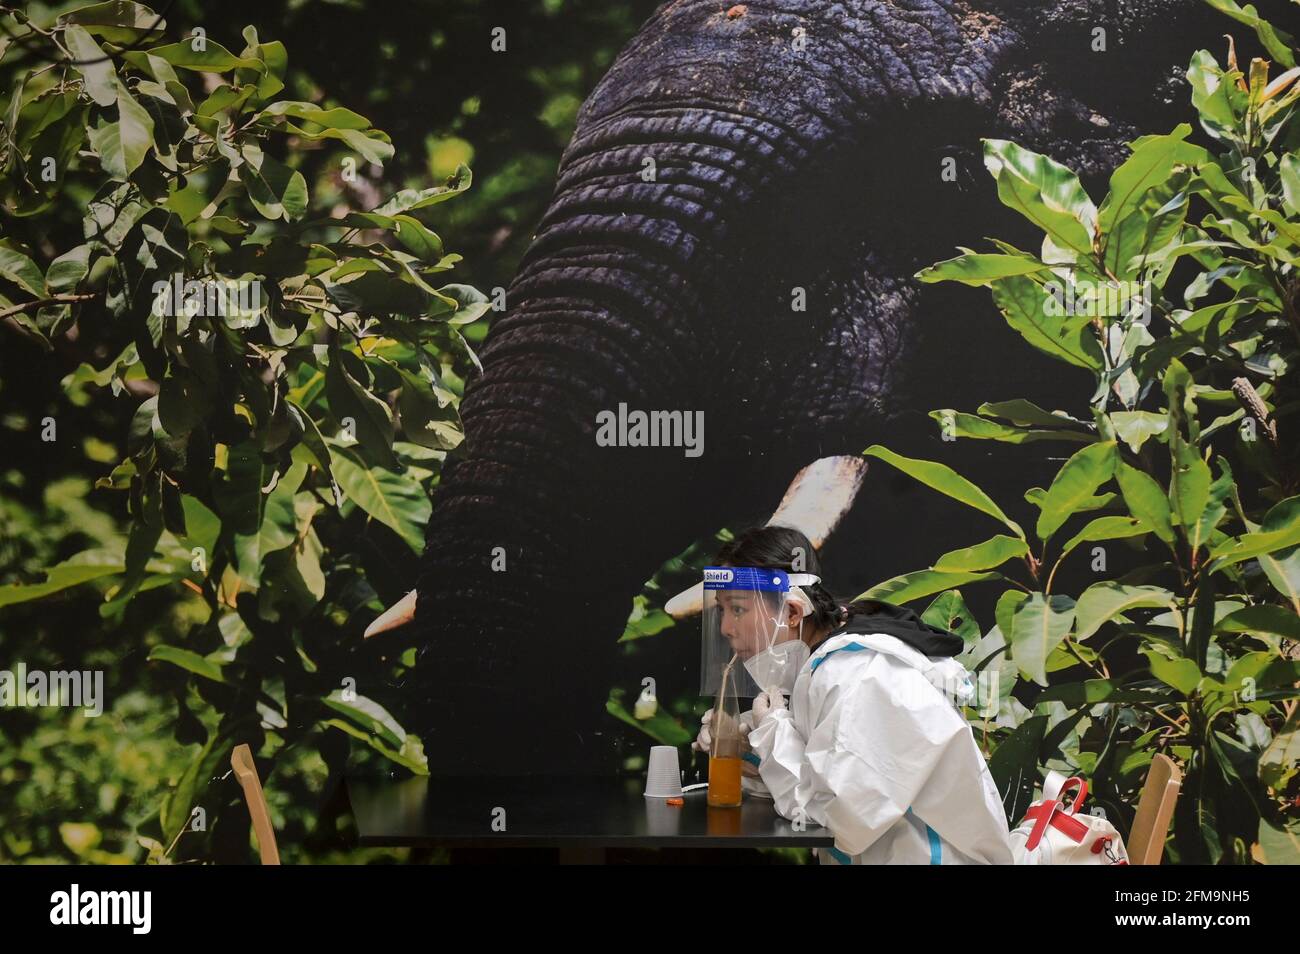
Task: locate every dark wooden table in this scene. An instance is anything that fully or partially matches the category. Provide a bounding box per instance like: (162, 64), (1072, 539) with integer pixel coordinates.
(346, 775), (833, 863)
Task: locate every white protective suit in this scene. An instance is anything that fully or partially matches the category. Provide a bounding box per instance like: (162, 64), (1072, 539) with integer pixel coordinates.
(747, 629), (1014, 865)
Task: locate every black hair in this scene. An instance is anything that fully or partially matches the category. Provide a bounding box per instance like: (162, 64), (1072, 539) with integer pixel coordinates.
(715, 525), (848, 632)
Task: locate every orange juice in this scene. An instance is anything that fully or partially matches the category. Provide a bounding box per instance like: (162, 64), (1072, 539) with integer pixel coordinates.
(707, 756), (743, 807)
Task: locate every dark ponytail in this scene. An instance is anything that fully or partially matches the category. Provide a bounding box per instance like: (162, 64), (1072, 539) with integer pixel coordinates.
(715, 525), (847, 631)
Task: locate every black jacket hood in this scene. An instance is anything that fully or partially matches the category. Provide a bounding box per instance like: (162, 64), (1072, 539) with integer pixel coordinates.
(825, 600), (965, 658)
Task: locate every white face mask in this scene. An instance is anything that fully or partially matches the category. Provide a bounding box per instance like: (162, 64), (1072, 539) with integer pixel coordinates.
(743, 629), (811, 694)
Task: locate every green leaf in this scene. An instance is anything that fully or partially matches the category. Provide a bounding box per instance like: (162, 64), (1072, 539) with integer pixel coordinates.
(374, 166), (472, 215)
(983, 140), (1097, 257)
(1116, 462), (1176, 544)
(256, 101), (373, 129)
(1142, 649), (1201, 696)
(1217, 605), (1300, 641)
(238, 144), (307, 221)
(1281, 153), (1300, 218)
(45, 245), (90, 293)
(1034, 442), (1117, 542)
(394, 366), (462, 450)
(1074, 583), (1176, 641)
(328, 442), (430, 553)
(1162, 373), (1208, 513)
(61, 2), (165, 43)
(0, 244), (45, 296)
(325, 348), (397, 468)
(1188, 50), (1244, 142)
(989, 715), (1048, 822)
(1249, 498), (1300, 613)
(1098, 127), (1207, 268)
(321, 719), (428, 774)
(1210, 496), (1300, 575)
(995, 589), (1028, 640)
(287, 402), (342, 507)
(1109, 411), (1167, 453)
(862, 445), (1024, 538)
(1108, 173), (1194, 279)
(858, 570), (999, 605)
(1203, 0), (1296, 68)
(12, 89), (82, 150)
(178, 494), (220, 558)
(64, 25), (118, 106)
(148, 645), (229, 685)
(322, 691), (407, 748)
(212, 441), (265, 537)
(1259, 711), (1299, 792)
(1008, 593), (1077, 687)
(233, 460), (306, 584)
(438, 283), (493, 325)
(160, 733), (234, 843)
(1036, 679), (1170, 707)
(921, 590), (982, 646)
(928, 410), (1091, 444)
(1190, 458), (1234, 553)
(0, 551), (124, 608)
(1058, 515), (1148, 563)
(991, 275), (1103, 371)
(605, 694), (693, 747)
(88, 91), (155, 180)
(916, 251), (1047, 286)
(140, 39), (264, 72)
(1255, 818), (1300, 864)
(321, 213), (445, 262)
(281, 123), (393, 165)
(324, 270), (431, 317)
(978, 399), (1087, 429)
(933, 535), (1028, 572)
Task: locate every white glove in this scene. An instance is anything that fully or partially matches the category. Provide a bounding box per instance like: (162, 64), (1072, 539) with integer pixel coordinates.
(692, 709), (758, 776)
(751, 688), (787, 727)
(692, 709), (714, 753)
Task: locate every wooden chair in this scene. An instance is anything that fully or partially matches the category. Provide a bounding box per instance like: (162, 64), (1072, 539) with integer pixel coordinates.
(1127, 753), (1181, 865)
(231, 743), (281, 865)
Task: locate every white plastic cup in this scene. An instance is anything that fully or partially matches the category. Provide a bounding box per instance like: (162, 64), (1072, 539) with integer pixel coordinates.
(644, 745), (684, 798)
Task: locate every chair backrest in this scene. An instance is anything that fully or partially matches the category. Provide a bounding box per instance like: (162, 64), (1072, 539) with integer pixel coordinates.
(231, 743), (281, 865)
(1127, 753), (1181, 865)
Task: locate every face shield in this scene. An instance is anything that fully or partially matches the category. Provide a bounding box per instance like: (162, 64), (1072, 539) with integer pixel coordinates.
(700, 567), (820, 699)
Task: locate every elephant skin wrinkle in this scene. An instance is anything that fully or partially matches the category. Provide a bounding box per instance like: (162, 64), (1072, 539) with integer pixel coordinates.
(409, 0), (1284, 775)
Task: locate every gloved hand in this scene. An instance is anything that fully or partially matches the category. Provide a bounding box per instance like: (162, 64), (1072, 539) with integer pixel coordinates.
(692, 709), (760, 778)
(751, 688), (788, 727)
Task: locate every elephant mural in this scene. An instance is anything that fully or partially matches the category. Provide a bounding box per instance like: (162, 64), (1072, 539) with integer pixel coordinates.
(370, 0), (1283, 775)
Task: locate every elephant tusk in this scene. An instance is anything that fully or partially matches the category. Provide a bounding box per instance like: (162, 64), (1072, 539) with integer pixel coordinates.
(767, 454), (868, 549)
(364, 589), (418, 638)
(665, 582), (704, 619)
(664, 455), (868, 619)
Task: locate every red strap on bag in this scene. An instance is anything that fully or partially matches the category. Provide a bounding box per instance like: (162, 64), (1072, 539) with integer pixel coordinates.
(1056, 776), (1088, 814)
(1022, 776), (1090, 850)
(1023, 802), (1090, 848)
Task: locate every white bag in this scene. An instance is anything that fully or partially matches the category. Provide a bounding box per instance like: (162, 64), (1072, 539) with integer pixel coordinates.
(1010, 772), (1129, 865)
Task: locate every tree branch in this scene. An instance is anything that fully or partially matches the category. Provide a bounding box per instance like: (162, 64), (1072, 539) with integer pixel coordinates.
(0, 293), (96, 322)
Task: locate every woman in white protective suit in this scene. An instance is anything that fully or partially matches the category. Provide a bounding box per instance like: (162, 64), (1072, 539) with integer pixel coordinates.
(692, 526), (1014, 865)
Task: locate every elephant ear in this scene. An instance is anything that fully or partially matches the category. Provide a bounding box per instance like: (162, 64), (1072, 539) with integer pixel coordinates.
(664, 456), (868, 620)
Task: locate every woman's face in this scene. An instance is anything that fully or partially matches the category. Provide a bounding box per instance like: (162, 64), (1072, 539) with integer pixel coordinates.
(717, 591), (797, 659)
